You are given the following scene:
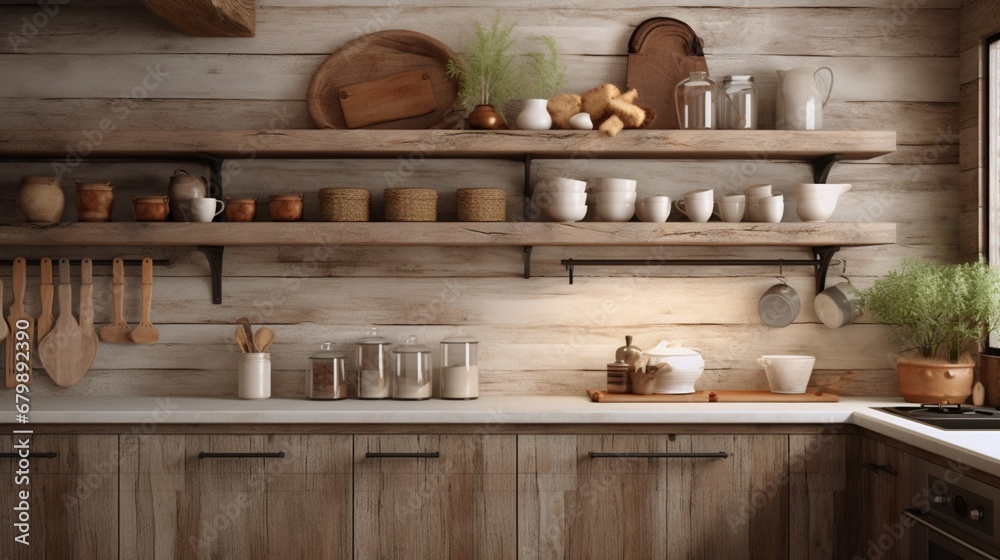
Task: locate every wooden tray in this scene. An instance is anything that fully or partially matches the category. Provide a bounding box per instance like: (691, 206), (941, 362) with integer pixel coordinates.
(307, 30), (461, 130)
(587, 389), (840, 403)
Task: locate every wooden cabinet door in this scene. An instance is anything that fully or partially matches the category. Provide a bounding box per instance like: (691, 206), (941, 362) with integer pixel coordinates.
(518, 434), (668, 560)
(120, 434), (352, 559)
(858, 436), (911, 560)
(354, 434), (516, 560)
(789, 434), (860, 559)
(0, 434), (118, 560)
(666, 434), (788, 560)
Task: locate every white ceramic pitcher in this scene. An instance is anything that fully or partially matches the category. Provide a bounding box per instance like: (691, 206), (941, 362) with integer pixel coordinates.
(776, 67), (834, 130)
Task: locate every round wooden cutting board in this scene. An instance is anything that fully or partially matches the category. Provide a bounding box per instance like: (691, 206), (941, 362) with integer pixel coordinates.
(307, 29), (462, 129)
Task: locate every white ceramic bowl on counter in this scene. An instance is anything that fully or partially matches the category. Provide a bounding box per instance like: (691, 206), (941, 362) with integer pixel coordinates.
(758, 355), (816, 394)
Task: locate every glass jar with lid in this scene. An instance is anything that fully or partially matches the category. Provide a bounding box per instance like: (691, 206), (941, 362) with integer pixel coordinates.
(392, 336), (432, 400)
(440, 335), (479, 400)
(721, 75), (758, 130)
(306, 342), (347, 400)
(356, 327), (392, 399)
(675, 71), (721, 129)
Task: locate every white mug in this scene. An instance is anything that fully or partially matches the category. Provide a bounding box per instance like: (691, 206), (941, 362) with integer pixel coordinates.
(637, 198), (671, 222)
(189, 197), (226, 222)
(713, 195), (746, 223)
(757, 194), (784, 223)
(744, 184), (772, 222)
(675, 197), (713, 223)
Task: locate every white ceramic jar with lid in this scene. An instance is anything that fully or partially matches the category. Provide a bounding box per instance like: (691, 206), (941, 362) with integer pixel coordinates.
(440, 335), (479, 399)
(357, 327), (392, 399)
(306, 342), (347, 400)
(644, 341), (705, 394)
(392, 336), (432, 400)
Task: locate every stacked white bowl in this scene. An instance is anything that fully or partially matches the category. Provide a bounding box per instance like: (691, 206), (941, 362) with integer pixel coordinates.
(537, 178), (587, 222)
(794, 183), (852, 222)
(590, 178), (637, 222)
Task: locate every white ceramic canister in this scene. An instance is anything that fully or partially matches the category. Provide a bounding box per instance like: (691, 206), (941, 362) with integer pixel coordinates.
(239, 353), (271, 399)
(644, 341), (705, 394)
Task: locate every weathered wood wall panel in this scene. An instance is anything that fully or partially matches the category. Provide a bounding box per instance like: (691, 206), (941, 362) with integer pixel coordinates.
(0, 0), (961, 397)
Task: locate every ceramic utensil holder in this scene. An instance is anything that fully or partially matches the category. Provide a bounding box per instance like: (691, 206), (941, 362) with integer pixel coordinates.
(239, 353), (271, 399)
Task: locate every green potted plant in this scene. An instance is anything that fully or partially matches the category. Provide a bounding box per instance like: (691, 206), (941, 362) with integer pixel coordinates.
(861, 259), (1000, 403)
(516, 36), (565, 130)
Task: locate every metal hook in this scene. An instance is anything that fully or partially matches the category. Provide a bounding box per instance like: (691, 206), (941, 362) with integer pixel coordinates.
(778, 259), (784, 278)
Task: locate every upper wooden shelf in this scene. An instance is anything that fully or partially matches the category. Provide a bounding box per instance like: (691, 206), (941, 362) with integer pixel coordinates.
(0, 130), (896, 161)
(0, 222), (897, 248)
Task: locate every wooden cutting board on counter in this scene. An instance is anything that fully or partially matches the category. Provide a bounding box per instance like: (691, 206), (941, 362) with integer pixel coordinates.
(587, 389), (840, 403)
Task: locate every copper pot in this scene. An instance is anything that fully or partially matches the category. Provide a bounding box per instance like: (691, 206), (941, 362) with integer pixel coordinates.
(468, 105), (508, 130)
(269, 194), (303, 221)
(226, 197), (257, 222)
(133, 195), (170, 222)
(75, 181), (114, 222)
(896, 356), (975, 404)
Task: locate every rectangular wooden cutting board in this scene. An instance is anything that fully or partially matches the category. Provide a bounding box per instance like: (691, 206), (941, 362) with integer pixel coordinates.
(587, 389), (839, 403)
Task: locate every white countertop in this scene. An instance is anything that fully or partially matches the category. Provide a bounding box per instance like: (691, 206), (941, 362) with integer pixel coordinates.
(1, 395), (997, 477)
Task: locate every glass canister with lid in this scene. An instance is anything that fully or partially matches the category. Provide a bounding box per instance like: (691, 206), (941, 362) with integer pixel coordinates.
(675, 71), (721, 129)
(356, 327), (392, 399)
(721, 75), (758, 130)
(392, 336), (433, 400)
(440, 335), (479, 399)
(306, 342), (347, 400)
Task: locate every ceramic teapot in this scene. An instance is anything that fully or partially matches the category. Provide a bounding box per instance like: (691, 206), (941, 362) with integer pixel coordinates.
(776, 67), (834, 130)
(167, 168), (209, 222)
(644, 341), (705, 394)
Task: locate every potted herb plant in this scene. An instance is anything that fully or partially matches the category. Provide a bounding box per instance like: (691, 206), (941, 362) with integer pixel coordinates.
(861, 259), (1000, 403)
(516, 36), (565, 130)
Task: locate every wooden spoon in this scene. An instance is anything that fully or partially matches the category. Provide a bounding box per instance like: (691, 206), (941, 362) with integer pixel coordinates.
(38, 259), (97, 387)
(99, 257), (133, 343)
(254, 327), (275, 353)
(130, 258), (159, 344)
(6, 257), (34, 388)
(237, 317), (257, 353)
(36, 258), (56, 341)
(235, 326), (250, 353)
(79, 258), (100, 369)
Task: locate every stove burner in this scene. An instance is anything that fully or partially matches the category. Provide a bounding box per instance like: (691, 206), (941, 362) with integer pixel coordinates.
(876, 404), (1000, 430)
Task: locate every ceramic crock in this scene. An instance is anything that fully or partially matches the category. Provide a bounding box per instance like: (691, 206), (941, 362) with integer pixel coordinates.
(645, 341), (705, 394)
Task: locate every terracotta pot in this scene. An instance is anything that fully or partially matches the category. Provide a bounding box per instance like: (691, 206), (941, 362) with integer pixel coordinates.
(896, 356), (975, 404)
(17, 176), (65, 223)
(226, 198), (257, 222)
(468, 105), (508, 130)
(979, 353), (1000, 407)
(75, 181), (115, 222)
(133, 195), (170, 222)
(269, 194), (303, 221)
(168, 168), (209, 222)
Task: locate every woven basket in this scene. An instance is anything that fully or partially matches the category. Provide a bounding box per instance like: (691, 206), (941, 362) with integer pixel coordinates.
(457, 188), (507, 222)
(384, 188), (437, 222)
(319, 188), (371, 222)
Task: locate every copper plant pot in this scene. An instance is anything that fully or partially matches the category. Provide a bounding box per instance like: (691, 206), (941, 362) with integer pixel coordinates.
(75, 181), (115, 222)
(468, 105), (508, 130)
(896, 356), (975, 404)
(226, 198), (257, 222)
(133, 195), (170, 222)
(269, 194), (303, 221)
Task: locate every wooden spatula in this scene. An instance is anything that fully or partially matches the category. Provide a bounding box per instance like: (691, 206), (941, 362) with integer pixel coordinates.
(7, 257), (34, 388)
(79, 258), (100, 369)
(36, 258), (56, 341)
(130, 258), (159, 344)
(37, 259), (97, 387)
(0, 280), (8, 344)
(99, 257), (133, 343)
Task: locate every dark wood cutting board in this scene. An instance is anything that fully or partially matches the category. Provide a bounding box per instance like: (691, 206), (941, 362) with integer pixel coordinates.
(307, 30), (461, 130)
(626, 17), (709, 130)
(587, 389), (840, 403)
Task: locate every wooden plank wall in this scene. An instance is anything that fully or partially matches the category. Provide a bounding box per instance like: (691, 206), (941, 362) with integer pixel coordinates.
(0, 0), (962, 398)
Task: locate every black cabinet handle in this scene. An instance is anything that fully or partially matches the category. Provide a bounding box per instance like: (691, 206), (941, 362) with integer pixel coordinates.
(365, 452), (440, 459)
(862, 462), (898, 476)
(589, 452), (729, 459)
(0, 452), (57, 459)
(198, 452), (285, 459)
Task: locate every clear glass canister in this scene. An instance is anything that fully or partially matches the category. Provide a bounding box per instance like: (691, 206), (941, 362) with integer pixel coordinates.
(440, 335), (478, 400)
(675, 71), (720, 129)
(306, 342), (347, 400)
(357, 327), (392, 399)
(722, 75), (758, 130)
(392, 336), (432, 400)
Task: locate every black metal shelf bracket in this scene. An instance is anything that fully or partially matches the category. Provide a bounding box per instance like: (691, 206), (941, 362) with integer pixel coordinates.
(193, 154), (226, 200)
(197, 245), (225, 304)
(523, 246), (533, 279)
(561, 246), (843, 292)
(523, 153), (534, 222)
(812, 154), (842, 184)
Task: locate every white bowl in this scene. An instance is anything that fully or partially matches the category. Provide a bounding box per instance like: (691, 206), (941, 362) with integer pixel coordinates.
(548, 178), (588, 192)
(595, 177), (637, 191)
(595, 192), (638, 204)
(544, 204), (587, 222)
(595, 203), (635, 222)
(758, 355), (816, 394)
(796, 196), (839, 222)
(538, 192), (587, 205)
